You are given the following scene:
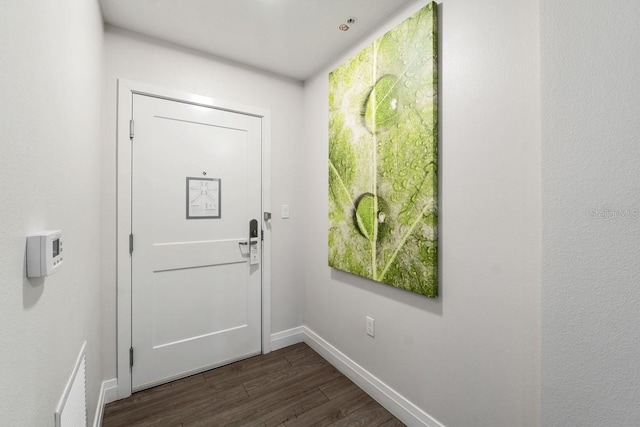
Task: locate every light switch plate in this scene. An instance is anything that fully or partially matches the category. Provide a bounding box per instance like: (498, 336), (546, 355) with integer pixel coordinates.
(281, 204), (290, 219)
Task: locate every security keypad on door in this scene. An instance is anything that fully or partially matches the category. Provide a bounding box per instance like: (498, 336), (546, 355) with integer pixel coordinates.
(249, 219), (259, 265)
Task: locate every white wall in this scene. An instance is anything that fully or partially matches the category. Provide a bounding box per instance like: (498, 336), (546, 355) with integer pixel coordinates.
(302, 1), (541, 425)
(102, 27), (305, 379)
(10, 1), (638, 424)
(540, 1), (640, 425)
(0, 0), (104, 425)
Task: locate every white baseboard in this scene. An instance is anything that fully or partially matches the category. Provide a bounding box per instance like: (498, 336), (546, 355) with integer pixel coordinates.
(270, 326), (305, 351)
(302, 326), (444, 427)
(93, 378), (118, 427)
(103, 379), (118, 405)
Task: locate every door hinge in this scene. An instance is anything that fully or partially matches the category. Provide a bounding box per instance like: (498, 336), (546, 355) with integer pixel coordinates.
(129, 347), (134, 367)
(129, 119), (135, 139)
(261, 229), (264, 241)
(129, 233), (134, 254)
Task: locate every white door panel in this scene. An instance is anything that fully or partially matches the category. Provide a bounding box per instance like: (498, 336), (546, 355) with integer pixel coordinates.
(151, 264), (249, 347)
(131, 94), (262, 391)
(151, 239), (246, 271)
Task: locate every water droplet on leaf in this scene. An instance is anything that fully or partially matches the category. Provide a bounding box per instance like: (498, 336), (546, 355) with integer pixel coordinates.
(362, 74), (399, 134)
(354, 193), (376, 241)
(353, 193), (390, 242)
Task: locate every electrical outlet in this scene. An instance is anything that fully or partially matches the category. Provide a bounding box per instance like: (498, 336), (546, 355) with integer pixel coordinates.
(366, 316), (375, 338)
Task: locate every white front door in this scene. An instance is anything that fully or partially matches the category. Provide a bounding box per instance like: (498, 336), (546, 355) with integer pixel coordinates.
(130, 94), (262, 391)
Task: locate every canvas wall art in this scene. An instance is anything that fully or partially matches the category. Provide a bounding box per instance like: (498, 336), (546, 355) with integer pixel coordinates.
(328, 2), (438, 297)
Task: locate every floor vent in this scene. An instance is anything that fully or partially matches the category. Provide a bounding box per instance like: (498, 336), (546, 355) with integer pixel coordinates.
(55, 341), (88, 427)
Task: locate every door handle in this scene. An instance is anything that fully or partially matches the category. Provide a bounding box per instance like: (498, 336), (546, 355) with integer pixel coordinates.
(238, 241), (258, 246)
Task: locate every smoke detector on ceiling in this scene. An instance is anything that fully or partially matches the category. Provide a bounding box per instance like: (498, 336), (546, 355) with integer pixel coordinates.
(339, 17), (358, 31)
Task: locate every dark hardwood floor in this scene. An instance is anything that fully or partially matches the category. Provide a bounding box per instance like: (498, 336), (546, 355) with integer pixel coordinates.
(103, 343), (405, 427)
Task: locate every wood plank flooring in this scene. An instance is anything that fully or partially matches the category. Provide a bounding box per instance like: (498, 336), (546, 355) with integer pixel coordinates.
(103, 343), (405, 427)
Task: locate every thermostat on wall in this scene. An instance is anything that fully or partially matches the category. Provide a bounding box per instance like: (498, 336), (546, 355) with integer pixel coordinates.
(27, 230), (63, 278)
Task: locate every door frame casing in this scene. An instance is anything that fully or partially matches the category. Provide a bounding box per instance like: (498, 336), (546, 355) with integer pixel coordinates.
(115, 79), (272, 399)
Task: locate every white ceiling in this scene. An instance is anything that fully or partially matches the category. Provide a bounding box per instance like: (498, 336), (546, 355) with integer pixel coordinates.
(99, 0), (414, 81)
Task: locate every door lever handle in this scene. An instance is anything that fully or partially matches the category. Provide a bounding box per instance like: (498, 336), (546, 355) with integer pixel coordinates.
(238, 241), (258, 246)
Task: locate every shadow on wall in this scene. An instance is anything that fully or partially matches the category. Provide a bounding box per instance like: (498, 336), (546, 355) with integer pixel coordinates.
(23, 245), (44, 309)
(330, 268), (443, 316)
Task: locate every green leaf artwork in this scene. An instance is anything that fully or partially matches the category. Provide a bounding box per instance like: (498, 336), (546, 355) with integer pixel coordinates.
(328, 3), (438, 297)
